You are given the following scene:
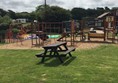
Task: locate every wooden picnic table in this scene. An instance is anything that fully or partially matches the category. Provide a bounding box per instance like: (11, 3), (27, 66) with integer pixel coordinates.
(36, 42), (75, 63)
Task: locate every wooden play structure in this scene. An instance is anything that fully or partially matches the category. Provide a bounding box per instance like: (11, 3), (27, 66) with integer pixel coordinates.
(87, 11), (118, 42)
(70, 20), (76, 45)
(4, 10), (118, 48)
(5, 24), (13, 43)
(31, 20), (80, 46)
(5, 23), (28, 44)
(16, 25), (27, 45)
(31, 22), (64, 46)
(88, 29), (105, 41)
(57, 20), (80, 46)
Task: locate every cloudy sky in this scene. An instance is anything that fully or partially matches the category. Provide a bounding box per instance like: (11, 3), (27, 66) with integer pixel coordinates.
(0, 0), (117, 12)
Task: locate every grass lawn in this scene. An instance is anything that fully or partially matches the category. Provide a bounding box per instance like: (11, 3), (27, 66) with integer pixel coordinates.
(0, 45), (118, 83)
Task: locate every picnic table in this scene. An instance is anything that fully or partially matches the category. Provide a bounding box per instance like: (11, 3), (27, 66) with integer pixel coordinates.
(36, 42), (75, 63)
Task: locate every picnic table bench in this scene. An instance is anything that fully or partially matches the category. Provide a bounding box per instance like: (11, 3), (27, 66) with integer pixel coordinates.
(35, 42), (75, 63)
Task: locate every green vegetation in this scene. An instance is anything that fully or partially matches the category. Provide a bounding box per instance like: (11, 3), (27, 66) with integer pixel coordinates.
(0, 6), (118, 22)
(0, 45), (118, 83)
(0, 23), (10, 43)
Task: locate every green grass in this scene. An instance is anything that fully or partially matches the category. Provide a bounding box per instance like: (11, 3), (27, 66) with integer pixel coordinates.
(0, 45), (118, 83)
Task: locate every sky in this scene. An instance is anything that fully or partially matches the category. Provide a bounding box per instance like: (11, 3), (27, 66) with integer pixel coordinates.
(0, 0), (117, 12)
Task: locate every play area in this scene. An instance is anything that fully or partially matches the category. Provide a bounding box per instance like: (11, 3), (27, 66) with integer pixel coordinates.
(0, 11), (118, 50)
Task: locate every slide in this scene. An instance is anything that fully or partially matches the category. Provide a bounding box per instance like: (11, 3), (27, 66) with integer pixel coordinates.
(57, 33), (67, 41)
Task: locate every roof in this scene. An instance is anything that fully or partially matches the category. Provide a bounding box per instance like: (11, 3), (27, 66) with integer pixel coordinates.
(97, 12), (110, 19)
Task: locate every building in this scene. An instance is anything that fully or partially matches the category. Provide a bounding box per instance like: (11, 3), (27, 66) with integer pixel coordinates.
(14, 18), (27, 23)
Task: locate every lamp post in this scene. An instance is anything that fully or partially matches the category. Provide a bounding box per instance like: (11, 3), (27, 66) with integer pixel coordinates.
(44, 0), (46, 8)
(44, 0), (47, 21)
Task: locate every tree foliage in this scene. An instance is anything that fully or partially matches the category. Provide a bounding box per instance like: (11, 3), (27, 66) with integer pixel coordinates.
(7, 10), (16, 19)
(0, 15), (11, 24)
(0, 6), (118, 22)
(35, 5), (71, 22)
(71, 8), (86, 20)
(0, 8), (7, 17)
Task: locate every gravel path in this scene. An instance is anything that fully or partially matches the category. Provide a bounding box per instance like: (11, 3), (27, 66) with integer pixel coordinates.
(0, 39), (103, 50)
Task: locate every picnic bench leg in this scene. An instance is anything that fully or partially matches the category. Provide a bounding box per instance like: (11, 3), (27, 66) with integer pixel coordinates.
(64, 45), (68, 49)
(63, 44), (72, 57)
(41, 49), (47, 63)
(54, 52), (63, 63)
(49, 50), (53, 56)
(41, 56), (45, 63)
(68, 52), (72, 57)
(58, 46), (63, 51)
(58, 57), (63, 63)
(54, 48), (64, 63)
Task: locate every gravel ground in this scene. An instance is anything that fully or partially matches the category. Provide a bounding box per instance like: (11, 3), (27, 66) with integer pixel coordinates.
(0, 39), (104, 50)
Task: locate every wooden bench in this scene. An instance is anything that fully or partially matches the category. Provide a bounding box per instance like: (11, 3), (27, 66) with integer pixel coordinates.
(35, 52), (44, 57)
(88, 30), (105, 41)
(60, 47), (75, 56)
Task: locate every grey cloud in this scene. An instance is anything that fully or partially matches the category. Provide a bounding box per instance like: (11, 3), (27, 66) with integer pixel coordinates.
(0, 0), (118, 12)
(0, 0), (63, 12)
(102, 1), (116, 7)
(93, 0), (116, 7)
(0, 0), (40, 12)
(91, 0), (103, 2)
(8, 1), (33, 8)
(47, 0), (64, 5)
(78, 0), (117, 9)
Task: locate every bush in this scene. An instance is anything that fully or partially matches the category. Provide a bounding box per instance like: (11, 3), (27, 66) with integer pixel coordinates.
(0, 15), (12, 24)
(0, 23), (9, 31)
(0, 30), (6, 43)
(12, 28), (20, 34)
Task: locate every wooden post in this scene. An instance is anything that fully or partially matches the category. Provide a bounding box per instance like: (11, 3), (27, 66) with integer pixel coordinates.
(103, 19), (106, 41)
(31, 22), (33, 45)
(71, 20), (75, 46)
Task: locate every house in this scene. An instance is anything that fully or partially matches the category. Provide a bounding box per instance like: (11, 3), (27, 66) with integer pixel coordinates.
(15, 18), (27, 23)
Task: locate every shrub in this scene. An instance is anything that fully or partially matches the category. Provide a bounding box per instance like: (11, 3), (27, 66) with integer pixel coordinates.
(0, 23), (9, 31)
(12, 28), (20, 34)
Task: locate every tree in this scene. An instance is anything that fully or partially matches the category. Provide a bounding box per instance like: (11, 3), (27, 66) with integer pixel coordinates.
(104, 7), (110, 12)
(29, 11), (37, 21)
(0, 15), (11, 42)
(71, 8), (87, 20)
(15, 12), (33, 22)
(96, 7), (105, 16)
(86, 8), (97, 17)
(111, 7), (118, 11)
(7, 10), (16, 19)
(35, 5), (50, 21)
(35, 5), (71, 22)
(46, 6), (71, 22)
(0, 9), (7, 17)
(0, 15), (11, 24)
